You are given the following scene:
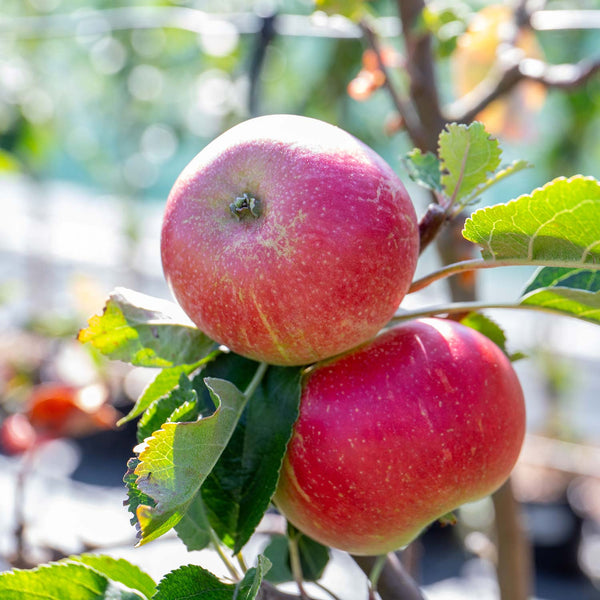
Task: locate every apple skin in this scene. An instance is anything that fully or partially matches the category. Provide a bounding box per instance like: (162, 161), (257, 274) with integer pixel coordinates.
(161, 114), (418, 366)
(274, 318), (526, 555)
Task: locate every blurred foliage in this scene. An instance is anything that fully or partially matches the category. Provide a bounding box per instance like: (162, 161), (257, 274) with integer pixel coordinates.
(0, 0), (598, 203)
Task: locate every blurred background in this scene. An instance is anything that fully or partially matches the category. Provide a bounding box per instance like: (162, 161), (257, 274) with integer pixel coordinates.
(0, 0), (599, 598)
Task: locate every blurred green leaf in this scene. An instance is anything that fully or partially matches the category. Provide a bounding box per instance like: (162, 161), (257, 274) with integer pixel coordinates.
(315, 0), (370, 21)
(78, 288), (217, 368)
(0, 149), (21, 172)
(439, 122), (501, 202)
(463, 176), (600, 264)
(0, 562), (144, 600)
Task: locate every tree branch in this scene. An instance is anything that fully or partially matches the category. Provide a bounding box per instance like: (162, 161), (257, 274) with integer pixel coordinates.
(448, 55), (600, 124)
(395, 0), (446, 152)
(492, 480), (533, 600)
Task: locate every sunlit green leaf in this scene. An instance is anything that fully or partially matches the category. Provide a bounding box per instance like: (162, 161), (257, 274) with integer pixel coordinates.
(463, 175), (600, 264)
(0, 562), (144, 600)
(134, 376), (250, 545)
(78, 287), (217, 368)
(439, 121), (501, 201)
(118, 363), (206, 427)
(462, 159), (531, 204)
(67, 555), (155, 600)
(124, 457), (155, 529)
(136, 373), (203, 443)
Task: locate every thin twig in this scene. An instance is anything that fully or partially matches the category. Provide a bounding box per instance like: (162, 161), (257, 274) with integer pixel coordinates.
(408, 256), (600, 295)
(448, 56), (600, 124)
(395, 0), (446, 152)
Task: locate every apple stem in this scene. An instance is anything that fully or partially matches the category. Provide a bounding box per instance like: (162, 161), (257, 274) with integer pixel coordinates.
(243, 362), (269, 401)
(368, 554), (387, 597)
(209, 527), (242, 581)
(287, 533), (310, 600)
(236, 552), (248, 574)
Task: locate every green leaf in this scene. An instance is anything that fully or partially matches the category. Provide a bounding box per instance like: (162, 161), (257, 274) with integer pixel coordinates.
(202, 365), (303, 553)
(523, 267), (600, 295)
(67, 555), (156, 600)
(78, 287), (218, 368)
(124, 457), (155, 529)
(137, 373), (203, 443)
(459, 312), (524, 361)
(401, 148), (442, 192)
(0, 562), (144, 600)
(0, 149), (21, 172)
(460, 312), (508, 352)
(236, 555), (272, 600)
(438, 122), (501, 202)
(314, 0), (369, 20)
(118, 363), (206, 427)
(463, 176), (600, 264)
(263, 530), (330, 583)
(174, 494), (212, 551)
(153, 565), (232, 600)
(153, 557), (270, 600)
(170, 353), (259, 550)
(462, 159), (532, 205)
(134, 376), (250, 545)
(520, 267), (600, 325)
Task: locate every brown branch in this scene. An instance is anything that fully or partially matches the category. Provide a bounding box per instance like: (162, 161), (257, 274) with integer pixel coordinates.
(492, 479), (533, 600)
(352, 553), (426, 600)
(448, 56), (600, 124)
(359, 20), (427, 150)
(395, 0), (446, 152)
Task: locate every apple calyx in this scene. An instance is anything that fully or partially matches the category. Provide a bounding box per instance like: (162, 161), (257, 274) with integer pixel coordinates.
(230, 192), (262, 221)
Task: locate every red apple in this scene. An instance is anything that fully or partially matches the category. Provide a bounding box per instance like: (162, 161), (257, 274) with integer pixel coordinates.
(161, 114), (418, 366)
(274, 318), (526, 555)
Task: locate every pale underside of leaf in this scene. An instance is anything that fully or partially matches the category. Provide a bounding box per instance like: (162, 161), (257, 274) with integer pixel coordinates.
(463, 175), (600, 265)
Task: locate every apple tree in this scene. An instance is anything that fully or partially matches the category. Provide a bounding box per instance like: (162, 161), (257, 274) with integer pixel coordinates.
(1, 1), (599, 600)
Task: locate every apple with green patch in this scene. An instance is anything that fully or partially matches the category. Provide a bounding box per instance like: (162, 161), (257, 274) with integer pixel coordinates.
(274, 318), (526, 555)
(161, 114), (419, 366)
